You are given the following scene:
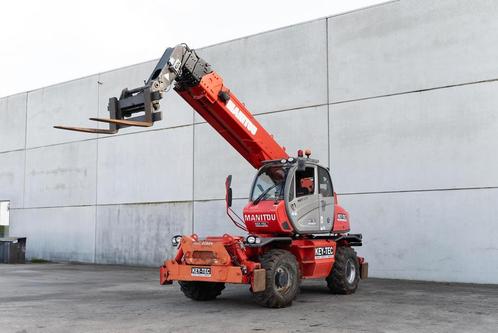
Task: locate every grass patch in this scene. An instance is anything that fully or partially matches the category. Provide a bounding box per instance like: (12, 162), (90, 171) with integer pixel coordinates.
(30, 258), (51, 264)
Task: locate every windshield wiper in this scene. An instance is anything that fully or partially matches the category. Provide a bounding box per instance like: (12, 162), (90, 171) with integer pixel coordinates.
(253, 183), (280, 205)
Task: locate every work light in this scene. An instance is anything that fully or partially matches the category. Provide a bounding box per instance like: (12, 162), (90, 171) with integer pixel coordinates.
(246, 235), (261, 244)
(171, 235), (182, 246)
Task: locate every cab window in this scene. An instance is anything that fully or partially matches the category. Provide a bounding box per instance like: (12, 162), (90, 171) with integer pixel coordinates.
(251, 165), (288, 202)
(318, 167), (333, 197)
(295, 167), (315, 197)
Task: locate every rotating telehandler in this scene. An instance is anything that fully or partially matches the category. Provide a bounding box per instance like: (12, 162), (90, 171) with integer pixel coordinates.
(56, 44), (368, 308)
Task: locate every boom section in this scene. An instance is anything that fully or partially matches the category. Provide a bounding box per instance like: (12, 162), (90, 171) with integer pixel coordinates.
(177, 72), (288, 169)
(169, 45), (288, 169)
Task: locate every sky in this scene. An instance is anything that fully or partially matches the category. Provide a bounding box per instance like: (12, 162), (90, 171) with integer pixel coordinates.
(0, 0), (386, 97)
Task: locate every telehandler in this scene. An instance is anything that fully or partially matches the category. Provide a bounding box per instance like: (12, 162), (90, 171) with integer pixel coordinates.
(56, 44), (368, 308)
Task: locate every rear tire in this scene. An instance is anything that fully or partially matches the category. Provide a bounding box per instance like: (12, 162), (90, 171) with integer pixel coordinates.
(253, 249), (300, 308)
(178, 281), (225, 301)
(326, 246), (360, 294)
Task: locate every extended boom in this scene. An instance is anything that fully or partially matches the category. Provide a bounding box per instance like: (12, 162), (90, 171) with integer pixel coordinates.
(55, 44), (287, 169)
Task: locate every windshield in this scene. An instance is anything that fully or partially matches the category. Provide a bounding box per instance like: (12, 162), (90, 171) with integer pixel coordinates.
(250, 164), (290, 202)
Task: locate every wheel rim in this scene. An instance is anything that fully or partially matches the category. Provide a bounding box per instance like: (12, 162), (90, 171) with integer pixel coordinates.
(346, 259), (356, 284)
(274, 266), (292, 293)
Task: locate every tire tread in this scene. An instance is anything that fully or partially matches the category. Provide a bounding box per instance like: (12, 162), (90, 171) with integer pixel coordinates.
(179, 281), (225, 301)
(326, 246), (360, 294)
(254, 249), (300, 308)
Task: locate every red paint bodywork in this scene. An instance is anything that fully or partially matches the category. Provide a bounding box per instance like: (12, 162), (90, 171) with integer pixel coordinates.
(159, 68), (365, 287)
(242, 199), (351, 236)
(161, 233), (364, 284)
(333, 204), (351, 233)
(243, 200), (294, 234)
(176, 71), (289, 170)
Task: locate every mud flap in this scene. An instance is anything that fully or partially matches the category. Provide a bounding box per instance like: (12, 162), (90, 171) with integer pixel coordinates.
(160, 265), (173, 285)
(360, 262), (369, 279)
(252, 269), (266, 292)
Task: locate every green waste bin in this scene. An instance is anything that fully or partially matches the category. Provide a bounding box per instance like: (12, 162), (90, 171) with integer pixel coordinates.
(0, 237), (26, 264)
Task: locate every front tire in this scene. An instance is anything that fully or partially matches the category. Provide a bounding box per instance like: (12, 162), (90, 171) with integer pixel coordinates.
(178, 281), (225, 301)
(253, 249), (300, 308)
(326, 246), (360, 294)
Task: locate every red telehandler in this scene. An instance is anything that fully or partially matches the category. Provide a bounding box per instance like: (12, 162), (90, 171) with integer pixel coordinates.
(56, 44), (368, 308)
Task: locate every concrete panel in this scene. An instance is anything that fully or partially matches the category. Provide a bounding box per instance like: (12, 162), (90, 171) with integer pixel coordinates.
(257, 106), (329, 166)
(95, 202), (192, 266)
(194, 106), (329, 200)
(340, 188), (498, 284)
(195, 19), (327, 122)
(328, 0), (498, 101)
(24, 141), (97, 208)
(97, 61), (193, 135)
(0, 93), (26, 153)
(97, 126), (193, 205)
(193, 199), (248, 237)
(330, 81), (498, 193)
(9, 206), (96, 262)
(26, 75), (99, 148)
(193, 121), (253, 201)
(0, 150), (25, 208)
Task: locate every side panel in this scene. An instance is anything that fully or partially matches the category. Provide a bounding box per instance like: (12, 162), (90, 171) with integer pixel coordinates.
(244, 200), (293, 235)
(290, 239), (336, 278)
(333, 203), (350, 233)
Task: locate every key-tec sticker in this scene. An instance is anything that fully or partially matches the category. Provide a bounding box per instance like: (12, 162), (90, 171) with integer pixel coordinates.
(191, 267), (211, 277)
(315, 246), (334, 259)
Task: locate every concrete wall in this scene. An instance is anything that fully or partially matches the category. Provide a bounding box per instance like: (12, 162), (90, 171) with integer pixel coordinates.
(2, 0), (498, 283)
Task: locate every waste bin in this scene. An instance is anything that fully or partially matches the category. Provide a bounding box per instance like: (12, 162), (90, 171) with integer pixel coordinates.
(0, 237), (26, 264)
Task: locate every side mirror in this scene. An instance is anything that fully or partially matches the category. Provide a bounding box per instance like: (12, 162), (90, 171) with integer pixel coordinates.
(225, 175), (233, 207)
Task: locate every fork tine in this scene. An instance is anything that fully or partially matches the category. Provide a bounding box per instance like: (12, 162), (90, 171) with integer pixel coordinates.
(53, 125), (118, 134)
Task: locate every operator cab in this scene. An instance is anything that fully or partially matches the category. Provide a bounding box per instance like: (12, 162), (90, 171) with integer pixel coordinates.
(243, 150), (350, 236)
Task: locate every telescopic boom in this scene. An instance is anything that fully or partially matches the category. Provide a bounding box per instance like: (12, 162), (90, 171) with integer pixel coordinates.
(55, 44), (288, 169)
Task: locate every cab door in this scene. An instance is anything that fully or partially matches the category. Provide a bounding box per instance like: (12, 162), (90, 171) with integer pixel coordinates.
(286, 165), (321, 233)
(317, 167), (334, 232)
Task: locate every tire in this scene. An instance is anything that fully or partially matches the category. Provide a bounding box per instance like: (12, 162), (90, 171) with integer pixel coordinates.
(178, 281), (225, 301)
(253, 249), (301, 308)
(326, 246), (360, 294)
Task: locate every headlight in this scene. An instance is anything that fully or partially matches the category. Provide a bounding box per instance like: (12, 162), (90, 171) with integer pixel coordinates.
(171, 235), (182, 246)
(246, 235), (261, 244)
